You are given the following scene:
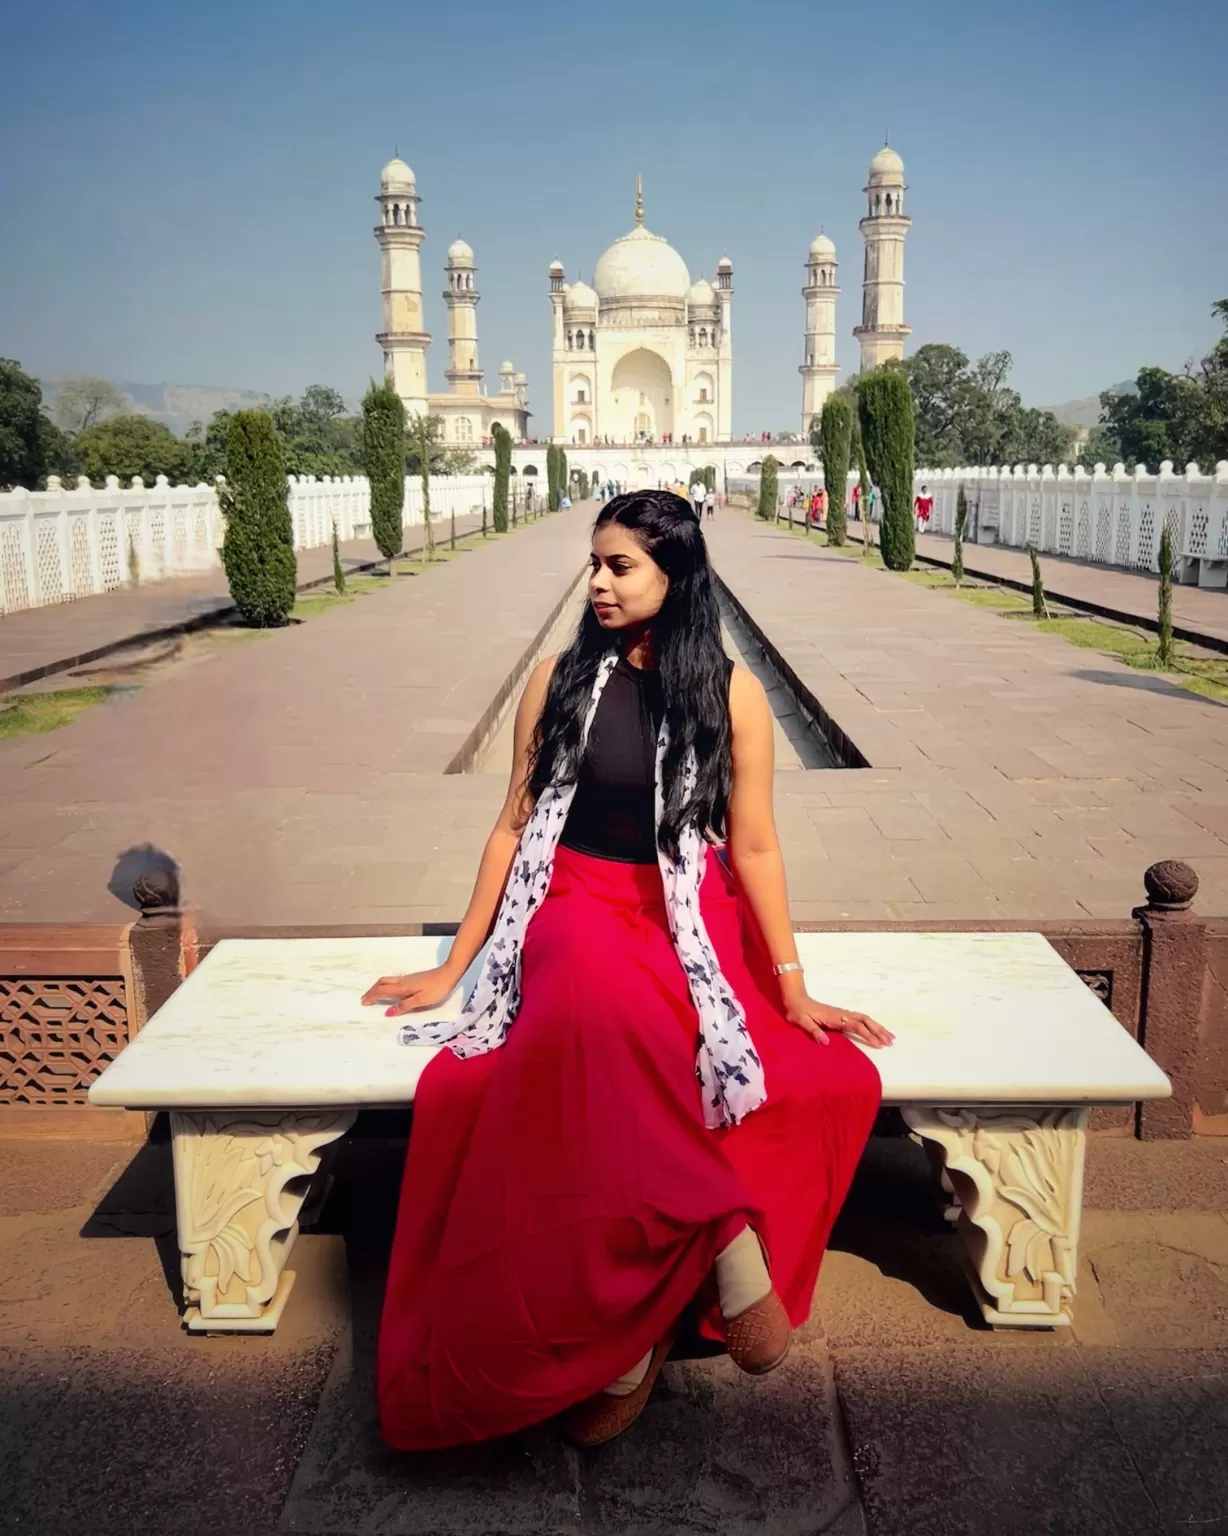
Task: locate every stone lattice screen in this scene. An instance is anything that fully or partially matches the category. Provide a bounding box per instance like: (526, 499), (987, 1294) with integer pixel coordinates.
(0, 976), (128, 1106)
(0, 926), (132, 1112)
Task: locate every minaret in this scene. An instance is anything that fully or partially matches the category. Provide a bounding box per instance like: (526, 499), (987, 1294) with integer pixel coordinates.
(444, 238), (482, 396)
(715, 254), (734, 442)
(853, 142), (911, 373)
(548, 258), (566, 440)
(800, 231), (839, 438)
(374, 156), (430, 419)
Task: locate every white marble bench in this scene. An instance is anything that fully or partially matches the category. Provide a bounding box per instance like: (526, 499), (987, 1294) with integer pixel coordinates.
(89, 931), (1170, 1334)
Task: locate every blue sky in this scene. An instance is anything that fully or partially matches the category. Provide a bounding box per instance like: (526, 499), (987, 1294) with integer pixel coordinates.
(2, 0), (1225, 433)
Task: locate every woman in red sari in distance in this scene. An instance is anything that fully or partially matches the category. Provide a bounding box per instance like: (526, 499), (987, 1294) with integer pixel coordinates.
(366, 490), (890, 1450)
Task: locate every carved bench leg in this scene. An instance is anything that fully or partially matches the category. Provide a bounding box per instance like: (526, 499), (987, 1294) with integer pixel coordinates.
(902, 1106), (1088, 1329)
(170, 1108), (357, 1333)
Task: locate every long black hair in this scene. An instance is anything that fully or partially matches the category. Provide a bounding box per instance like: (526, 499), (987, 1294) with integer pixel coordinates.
(527, 490), (731, 860)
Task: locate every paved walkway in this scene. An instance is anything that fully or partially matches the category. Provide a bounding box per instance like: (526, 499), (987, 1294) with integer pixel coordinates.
(6, 503), (1228, 926)
(4, 1130), (1226, 1535)
(915, 530), (1228, 648)
(706, 512), (1228, 920)
(0, 516), (483, 691)
(0, 510), (589, 923)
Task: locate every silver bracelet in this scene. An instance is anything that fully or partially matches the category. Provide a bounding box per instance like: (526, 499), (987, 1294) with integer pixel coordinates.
(773, 961), (803, 977)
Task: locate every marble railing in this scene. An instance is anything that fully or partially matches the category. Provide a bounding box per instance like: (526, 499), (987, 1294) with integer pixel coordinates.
(0, 472), (493, 614)
(915, 462), (1228, 582)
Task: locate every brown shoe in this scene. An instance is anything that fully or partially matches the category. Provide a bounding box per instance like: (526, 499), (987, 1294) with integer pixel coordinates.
(724, 1288), (791, 1375)
(563, 1327), (678, 1449)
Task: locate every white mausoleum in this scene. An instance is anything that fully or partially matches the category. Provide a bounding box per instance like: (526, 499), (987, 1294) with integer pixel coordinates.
(551, 181), (732, 446)
(374, 157), (530, 445)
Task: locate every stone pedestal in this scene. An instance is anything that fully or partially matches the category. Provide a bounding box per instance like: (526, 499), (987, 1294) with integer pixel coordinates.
(171, 1108), (356, 1332)
(905, 1105), (1088, 1329)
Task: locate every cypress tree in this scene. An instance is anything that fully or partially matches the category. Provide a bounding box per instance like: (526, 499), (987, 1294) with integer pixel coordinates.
(1027, 544), (1049, 618)
(858, 369), (916, 572)
(546, 444), (558, 511)
(855, 421), (872, 557)
(819, 395), (852, 547)
(492, 423), (510, 533)
(361, 381), (405, 565)
(415, 414), (435, 561)
(1157, 523), (1175, 667)
(558, 448), (569, 506)
(219, 409), (296, 626)
(331, 520), (346, 594)
(757, 454), (779, 520)
(953, 486), (968, 586)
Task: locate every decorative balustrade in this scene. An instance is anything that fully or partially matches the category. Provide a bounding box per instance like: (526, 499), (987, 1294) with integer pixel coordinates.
(916, 462), (1228, 586)
(0, 473), (494, 615)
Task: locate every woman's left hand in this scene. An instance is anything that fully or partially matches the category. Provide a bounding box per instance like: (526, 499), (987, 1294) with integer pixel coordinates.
(784, 994), (894, 1049)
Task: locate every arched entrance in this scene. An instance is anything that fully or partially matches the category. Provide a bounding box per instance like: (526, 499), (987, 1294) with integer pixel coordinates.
(610, 349), (673, 442)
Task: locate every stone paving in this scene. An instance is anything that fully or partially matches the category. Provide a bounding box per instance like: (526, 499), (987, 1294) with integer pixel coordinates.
(707, 512), (1228, 920)
(4, 1128), (1227, 1535)
(915, 528), (1228, 646)
(0, 511), (589, 924)
(0, 518), (480, 692)
(5, 503), (1228, 925)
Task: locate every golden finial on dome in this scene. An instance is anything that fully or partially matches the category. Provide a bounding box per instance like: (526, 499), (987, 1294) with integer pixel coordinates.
(635, 174), (643, 227)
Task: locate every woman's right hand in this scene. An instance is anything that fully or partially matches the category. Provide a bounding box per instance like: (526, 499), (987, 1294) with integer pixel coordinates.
(361, 966), (460, 1016)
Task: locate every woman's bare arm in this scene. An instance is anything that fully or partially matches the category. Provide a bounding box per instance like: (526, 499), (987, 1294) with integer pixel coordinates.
(363, 654), (557, 1012)
(724, 668), (891, 1048)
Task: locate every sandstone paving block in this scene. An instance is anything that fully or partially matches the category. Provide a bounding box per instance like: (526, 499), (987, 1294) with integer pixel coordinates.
(1082, 1348), (1228, 1531)
(832, 1345), (1158, 1536)
(279, 1311), (583, 1536)
(1075, 1212), (1228, 1349)
(0, 1339), (338, 1535)
(578, 1344), (857, 1536)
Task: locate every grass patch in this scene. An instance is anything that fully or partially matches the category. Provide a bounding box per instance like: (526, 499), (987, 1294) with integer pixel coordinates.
(952, 587), (1031, 611)
(293, 590), (360, 617)
(0, 687), (111, 738)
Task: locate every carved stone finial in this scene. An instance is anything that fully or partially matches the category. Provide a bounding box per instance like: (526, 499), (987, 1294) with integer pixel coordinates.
(133, 867), (181, 914)
(1143, 859), (1199, 912)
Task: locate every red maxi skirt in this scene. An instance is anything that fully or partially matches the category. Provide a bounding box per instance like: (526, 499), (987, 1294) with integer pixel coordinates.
(378, 845), (881, 1450)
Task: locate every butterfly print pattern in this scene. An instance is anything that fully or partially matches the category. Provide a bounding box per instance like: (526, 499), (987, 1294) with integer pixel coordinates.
(398, 649), (768, 1129)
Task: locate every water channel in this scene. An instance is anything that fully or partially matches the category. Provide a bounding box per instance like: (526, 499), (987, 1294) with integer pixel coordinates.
(474, 579), (839, 775)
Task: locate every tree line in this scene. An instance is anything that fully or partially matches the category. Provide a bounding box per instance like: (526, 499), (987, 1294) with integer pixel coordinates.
(1086, 300), (1228, 470)
(0, 362), (478, 491)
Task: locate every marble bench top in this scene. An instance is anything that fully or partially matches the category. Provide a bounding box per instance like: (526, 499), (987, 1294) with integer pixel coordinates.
(89, 931), (1171, 1111)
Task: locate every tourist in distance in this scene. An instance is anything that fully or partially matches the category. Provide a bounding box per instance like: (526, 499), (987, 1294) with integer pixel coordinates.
(691, 477), (708, 519)
(914, 483), (933, 532)
(365, 490), (890, 1452)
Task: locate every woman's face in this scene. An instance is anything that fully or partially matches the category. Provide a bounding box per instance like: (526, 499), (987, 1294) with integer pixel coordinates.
(588, 522), (668, 630)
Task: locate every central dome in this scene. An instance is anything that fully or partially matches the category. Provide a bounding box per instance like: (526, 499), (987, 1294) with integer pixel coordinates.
(593, 225), (690, 302)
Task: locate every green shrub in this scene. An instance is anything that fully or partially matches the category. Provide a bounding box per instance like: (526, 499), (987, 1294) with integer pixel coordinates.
(492, 423), (510, 533)
(1027, 543), (1048, 618)
(361, 381), (405, 563)
(756, 455), (779, 520)
(558, 447), (568, 506)
(219, 410), (297, 626)
(858, 369), (915, 571)
(1158, 522), (1174, 667)
(953, 487), (968, 585)
(819, 396), (852, 547)
(332, 520), (346, 594)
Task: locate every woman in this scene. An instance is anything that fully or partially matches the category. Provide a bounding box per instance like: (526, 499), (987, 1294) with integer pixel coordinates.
(367, 491), (889, 1452)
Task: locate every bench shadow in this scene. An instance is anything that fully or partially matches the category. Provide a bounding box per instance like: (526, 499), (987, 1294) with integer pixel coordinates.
(828, 1113), (986, 1328)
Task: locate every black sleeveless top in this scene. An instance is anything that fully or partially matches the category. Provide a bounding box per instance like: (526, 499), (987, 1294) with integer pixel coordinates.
(560, 658), (666, 865)
(559, 656), (735, 865)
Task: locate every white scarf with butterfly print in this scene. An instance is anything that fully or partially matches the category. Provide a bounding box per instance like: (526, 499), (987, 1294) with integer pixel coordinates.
(397, 650), (768, 1129)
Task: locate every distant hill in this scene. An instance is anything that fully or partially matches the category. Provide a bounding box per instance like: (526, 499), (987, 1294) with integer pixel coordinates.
(39, 377), (271, 436)
(1041, 379), (1136, 430)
